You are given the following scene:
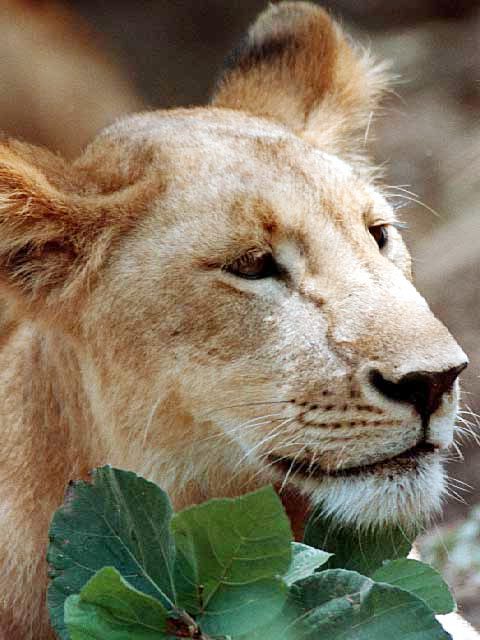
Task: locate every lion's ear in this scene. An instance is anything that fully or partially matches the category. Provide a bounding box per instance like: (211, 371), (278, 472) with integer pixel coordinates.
(212, 1), (390, 168)
(0, 141), (128, 314)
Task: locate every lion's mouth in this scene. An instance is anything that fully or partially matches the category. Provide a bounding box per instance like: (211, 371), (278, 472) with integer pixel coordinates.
(268, 441), (437, 480)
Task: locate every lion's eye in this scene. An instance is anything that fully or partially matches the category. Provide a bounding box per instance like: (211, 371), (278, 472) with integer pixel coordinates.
(369, 224), (388, 250)
(225, 251), (278, 279)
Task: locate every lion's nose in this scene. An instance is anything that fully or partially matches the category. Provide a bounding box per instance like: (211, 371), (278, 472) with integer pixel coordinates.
(369, 363), (467, 424)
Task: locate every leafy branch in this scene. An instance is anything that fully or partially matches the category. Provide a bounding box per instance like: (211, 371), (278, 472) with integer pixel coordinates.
(47, 466), (455, 640)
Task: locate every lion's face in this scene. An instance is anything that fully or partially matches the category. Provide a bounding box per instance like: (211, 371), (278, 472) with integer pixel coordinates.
(78, 109), (466, 528)
(0, 3), (467, 529)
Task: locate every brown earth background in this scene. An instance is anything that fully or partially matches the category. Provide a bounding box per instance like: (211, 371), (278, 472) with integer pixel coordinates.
(2, 0), (479, 629)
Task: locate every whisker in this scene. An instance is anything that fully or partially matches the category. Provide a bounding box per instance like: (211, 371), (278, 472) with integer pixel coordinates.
(142, 394), (164, 447)
(195, 412), (288, 444)
(383, 193), (441, 218)
(384, 184), (420, 198)
(450, 440), (464, 461)
(239, 450), (301, 492)
(446, 477), (472, 492)
(460, 403), (480, 428)
(455, 421), (480, 445)
(364, 110), (373, 146)
(230, 417), (298, 479)
(444, 487), (468, 505)
(279, 445), (308, 494)
(199, 399), (294, 418)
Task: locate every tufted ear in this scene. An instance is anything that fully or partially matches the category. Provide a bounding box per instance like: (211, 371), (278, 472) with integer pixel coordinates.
(212, 1), (390, 169)
(0, 140), (150, 316)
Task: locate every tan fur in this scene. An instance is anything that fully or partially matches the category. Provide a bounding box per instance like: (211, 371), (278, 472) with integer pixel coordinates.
(213, 2), (389, 172)
(0, 4), (469, 638)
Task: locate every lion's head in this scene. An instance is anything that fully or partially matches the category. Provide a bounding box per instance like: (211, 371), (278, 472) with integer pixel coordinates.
(0, 2), (467, 530)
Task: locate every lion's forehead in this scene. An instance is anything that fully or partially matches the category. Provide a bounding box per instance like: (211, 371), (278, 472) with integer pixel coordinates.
(118, 112), (386, 229)
(103, 108), (359, 196)
(98, 109), (392, 262)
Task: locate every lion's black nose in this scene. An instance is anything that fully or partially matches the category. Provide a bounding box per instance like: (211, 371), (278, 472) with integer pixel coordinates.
(369, 363), (467, 425)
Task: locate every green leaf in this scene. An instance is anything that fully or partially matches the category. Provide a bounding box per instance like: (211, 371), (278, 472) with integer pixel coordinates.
(352, 581), (451, 639)
(48, 466), (176, 639)
(201, 578), (289, 638)
(236, 596), (304, 640)
(171, 486), (292, 637)
(289, 570), (452, 640)
(283, 543), (331, 586)
(304, 509), (413, 576)
(372, 559), (455, 615)
(289, 570), (369, 637)
(65, 567), (170, 639)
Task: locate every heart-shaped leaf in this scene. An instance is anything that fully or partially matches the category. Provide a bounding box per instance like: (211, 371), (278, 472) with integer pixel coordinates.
(65, 567), (171, 639)
(171, 486), (292, 637)
(289, 569), (452, 640)
(372, 559), (455, 615)
(48, 467), (176, 639)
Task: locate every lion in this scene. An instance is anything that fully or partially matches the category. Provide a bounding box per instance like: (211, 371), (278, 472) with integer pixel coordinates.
(0, 2), (476, 638)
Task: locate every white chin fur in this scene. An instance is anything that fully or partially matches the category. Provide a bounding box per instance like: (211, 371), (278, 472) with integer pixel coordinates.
(292, 455), (446, 529)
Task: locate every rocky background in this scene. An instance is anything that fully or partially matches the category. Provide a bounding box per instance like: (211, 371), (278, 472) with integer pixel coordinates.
(2, 0), (479, 628)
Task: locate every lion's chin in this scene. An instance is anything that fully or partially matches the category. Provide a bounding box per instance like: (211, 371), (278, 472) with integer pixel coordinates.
(273, 452), (446, 530)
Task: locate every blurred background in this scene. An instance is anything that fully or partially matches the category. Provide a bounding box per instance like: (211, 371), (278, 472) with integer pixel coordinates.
(2, 0), (479, 627)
